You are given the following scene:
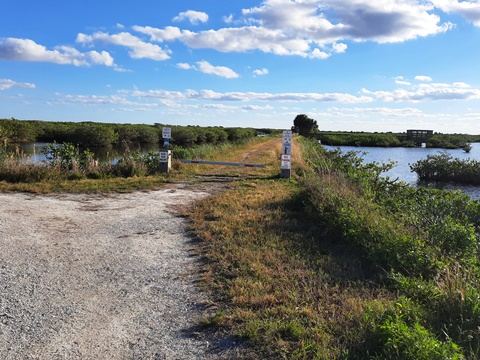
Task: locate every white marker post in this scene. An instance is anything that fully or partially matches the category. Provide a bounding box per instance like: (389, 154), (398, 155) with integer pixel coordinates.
(281, 130), (292, 178)
(160, 127), (172, 174)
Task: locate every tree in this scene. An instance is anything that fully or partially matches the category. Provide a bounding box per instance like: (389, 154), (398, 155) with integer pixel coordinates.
(293, 114), (318, 136)
(74, 123), (118, 147)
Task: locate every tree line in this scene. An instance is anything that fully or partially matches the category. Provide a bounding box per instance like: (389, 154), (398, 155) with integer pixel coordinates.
(290, 114), (478, 150)
(0, 118), (277, 147)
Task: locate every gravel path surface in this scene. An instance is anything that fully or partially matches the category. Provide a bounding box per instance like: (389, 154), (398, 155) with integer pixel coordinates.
(0, 184), (240, 359)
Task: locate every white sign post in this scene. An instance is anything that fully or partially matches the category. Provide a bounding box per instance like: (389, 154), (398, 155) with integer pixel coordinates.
(281, 130), (292, 178)
(160, 127), (172, 173)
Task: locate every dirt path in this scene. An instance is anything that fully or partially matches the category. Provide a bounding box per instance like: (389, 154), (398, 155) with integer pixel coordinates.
(0, 184), (241, 359)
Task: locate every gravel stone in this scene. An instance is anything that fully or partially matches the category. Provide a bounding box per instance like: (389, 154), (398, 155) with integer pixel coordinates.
(0, 184), (245, 359)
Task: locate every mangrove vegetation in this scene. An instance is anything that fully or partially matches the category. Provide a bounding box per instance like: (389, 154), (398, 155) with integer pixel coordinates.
(0, 117), (276, 148)
(317, 131), (478, 150)
(411, 151), (480, 185)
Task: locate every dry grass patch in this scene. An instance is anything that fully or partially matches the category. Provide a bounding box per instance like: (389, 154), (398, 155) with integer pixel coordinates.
(188, 180), (392, 358)
(179, 137), (284, 179)
(0, 175), (174, 193)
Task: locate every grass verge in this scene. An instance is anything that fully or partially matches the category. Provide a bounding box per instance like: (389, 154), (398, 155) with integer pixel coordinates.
(187, 178), (393, 359)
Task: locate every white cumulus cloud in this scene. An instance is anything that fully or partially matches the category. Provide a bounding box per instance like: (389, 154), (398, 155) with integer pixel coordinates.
(129, 1), (455, 60)
(253, 68), (269, 76)
(176, 62), (193, 70)
(173, 10), (209, 25)
(432, 0), (480, 26)
(76, 32), (171, 61)
(415, 75), (433, 82)
(333, 43), (348, 53)
(0, 37), (114, 66)
(395, 76), (412, 85)
(177, 60), (240, 79)
(363, 80), (480, 102)
(310, 48), (330, 59)
(0, 78), (36, 91)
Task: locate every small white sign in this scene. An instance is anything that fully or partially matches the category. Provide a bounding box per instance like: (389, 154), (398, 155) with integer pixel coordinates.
(283, 144), (292, 155)
(281, 154), (291, 169)
(159, 151), (169, 163)
(162, 127), (171, 139)
(281, 160), (291, 169)
(283, 130), (293, 143)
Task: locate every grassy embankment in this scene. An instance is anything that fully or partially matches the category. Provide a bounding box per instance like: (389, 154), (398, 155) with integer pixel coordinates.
(189, 137), (480, 359)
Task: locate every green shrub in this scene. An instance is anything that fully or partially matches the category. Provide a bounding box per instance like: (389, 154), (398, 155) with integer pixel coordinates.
(43, 142), (95, 171)
(357, 299), (463, 360)
(411, 152), (480, 184)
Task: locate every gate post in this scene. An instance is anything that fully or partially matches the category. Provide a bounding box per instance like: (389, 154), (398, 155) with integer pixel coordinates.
(160, 127), (172, 174)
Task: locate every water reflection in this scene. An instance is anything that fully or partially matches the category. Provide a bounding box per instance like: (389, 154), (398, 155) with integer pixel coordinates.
(6, 142), (163, 164)
(324, 143), (480, 200)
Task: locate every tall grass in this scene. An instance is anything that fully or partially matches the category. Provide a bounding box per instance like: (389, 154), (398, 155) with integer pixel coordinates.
(171, 141), (241, 161)
(0, 142), (169, 190)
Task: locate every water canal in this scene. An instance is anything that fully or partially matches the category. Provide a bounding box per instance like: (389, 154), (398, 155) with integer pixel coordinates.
(324, 143), (480, 200)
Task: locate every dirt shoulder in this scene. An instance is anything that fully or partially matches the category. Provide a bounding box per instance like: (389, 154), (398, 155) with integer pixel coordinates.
(0, 183), (243, 359)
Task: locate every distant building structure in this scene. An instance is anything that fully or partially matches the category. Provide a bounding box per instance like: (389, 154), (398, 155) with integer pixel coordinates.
(406, 129), (433, 146)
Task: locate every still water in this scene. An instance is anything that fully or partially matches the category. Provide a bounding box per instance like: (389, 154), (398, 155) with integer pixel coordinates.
(323, 143), (480, 200)
(9, 142), (163, 164)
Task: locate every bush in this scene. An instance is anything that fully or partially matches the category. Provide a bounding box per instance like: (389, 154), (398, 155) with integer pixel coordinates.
(43, 142), (95, 171)
(411, 152), (480, 185)
(318, 133), (402, 147)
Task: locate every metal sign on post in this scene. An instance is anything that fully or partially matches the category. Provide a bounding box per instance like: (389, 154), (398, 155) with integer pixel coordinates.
(160, 127), (172, 173)
(281, 130), (292, 178)
(159, 151), (169, 163)
(283, 130), (292, 144)
(281, 155), (291, 169)
(162, 127), (171, 139)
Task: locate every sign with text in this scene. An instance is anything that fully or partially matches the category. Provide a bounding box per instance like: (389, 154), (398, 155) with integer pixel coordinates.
(159, 151), (169, 163)
(162, 127), (171, 139)
(281, 130), (292, 177)
(282, 130), (292, 144)
(281, 155), (291, 169)
(283, 143), (292, 155)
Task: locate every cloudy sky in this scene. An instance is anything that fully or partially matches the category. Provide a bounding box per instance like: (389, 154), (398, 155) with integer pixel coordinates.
(1, 0), (480, 133)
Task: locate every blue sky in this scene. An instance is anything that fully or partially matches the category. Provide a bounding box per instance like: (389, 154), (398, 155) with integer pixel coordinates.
(1, 0), (480, 133)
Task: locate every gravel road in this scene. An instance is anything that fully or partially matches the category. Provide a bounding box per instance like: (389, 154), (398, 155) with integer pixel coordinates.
(0, 184), (241, 359)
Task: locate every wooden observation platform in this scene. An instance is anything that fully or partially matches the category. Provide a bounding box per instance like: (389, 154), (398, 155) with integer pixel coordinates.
(406, 129), (433, 146)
